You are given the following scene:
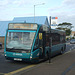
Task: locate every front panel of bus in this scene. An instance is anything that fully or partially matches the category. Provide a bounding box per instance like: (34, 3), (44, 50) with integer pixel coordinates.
(4, 23), (40, 62)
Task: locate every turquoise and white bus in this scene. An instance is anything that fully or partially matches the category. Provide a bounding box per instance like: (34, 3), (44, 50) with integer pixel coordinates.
(4, 23), (66, 63)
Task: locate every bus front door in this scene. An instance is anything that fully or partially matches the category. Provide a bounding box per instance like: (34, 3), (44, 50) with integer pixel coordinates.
(39, 32), (46, 59)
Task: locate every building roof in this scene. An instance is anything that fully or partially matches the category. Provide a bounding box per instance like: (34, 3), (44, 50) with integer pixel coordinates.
(0, 16), (49, 36)
(13, 16), (49, 26)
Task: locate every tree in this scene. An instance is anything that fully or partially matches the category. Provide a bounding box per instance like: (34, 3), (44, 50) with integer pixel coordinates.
(56, 22), (73, 36)
(65, 29), (71, 36)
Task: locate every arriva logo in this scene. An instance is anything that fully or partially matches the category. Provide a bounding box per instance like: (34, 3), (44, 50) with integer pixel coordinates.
(13, 53), (22, 56)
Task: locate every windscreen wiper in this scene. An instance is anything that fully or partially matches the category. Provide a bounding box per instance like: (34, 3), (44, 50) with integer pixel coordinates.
(6, 47), (17, 51)
(6, 47), (30, 51)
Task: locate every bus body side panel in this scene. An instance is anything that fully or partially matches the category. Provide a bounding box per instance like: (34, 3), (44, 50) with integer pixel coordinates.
(45, 47), (49, 55)
(44, 43), (65, 57)
(31, 49), (40, 62)
(30, 25), (41, 62)
(51, 43), (66, 56)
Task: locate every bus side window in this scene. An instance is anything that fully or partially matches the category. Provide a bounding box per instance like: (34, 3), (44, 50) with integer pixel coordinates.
(52, 33), (60, 45)
(46, 33), (49, 46)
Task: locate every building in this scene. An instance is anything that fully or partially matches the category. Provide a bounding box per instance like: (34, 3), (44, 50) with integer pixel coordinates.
(66, 31), (75, 39)
(13, 16), (49, 25)
(0, 16), (49, 48)
(71, 31), (75, 38)
(0, 21), (11, 48)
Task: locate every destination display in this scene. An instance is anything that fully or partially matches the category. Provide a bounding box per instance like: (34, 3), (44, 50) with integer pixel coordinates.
(8, 23), (37, 30)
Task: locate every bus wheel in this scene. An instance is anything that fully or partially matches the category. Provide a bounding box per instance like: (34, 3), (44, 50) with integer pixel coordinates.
(64, 45), (66, 51)
(60, 48), (64, 54)
(45, 52), (48, 60)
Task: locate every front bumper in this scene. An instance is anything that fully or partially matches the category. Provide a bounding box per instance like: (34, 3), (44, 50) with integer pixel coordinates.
(5, 56), (39, 63)
(5, 56), (31, 62)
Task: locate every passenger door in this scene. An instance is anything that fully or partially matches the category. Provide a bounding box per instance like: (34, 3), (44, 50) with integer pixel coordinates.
(39, 32), (46, 58)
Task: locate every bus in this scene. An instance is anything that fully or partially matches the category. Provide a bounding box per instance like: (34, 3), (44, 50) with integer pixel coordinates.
(4, 23), (66, 63)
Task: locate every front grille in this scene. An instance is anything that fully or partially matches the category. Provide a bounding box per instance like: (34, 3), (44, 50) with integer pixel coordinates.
(6, 48), (31, 53)
(6, 50), (22, 53)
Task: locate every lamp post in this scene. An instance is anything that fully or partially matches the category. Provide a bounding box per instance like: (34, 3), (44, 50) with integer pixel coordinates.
(49, 16), (52, 63)
(34, 3), (45, 23)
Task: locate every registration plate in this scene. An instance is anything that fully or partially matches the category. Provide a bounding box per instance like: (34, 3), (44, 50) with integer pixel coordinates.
(14, 58), (22, 61)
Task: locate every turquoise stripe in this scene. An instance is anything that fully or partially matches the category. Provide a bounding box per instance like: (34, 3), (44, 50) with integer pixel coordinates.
(31, 25), (40, 52)
(8, 30), (36, 32)
(4, 29), (8, 52)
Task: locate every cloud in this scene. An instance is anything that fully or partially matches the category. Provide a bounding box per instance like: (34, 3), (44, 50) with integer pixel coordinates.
(62, 0), (75, 7)
(0, 0), (8, 6)
(48, 0), (75, 31)
(0, 0), (46, 8)
(0, 0), (46, 20)
(48, 0), (75, 12)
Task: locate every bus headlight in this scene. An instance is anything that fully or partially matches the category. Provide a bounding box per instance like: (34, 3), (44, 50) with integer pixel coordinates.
(31, 53), (32, 56)
(30, 56), (32, 59)
(5, 54), (7, 56)
(30, 53), (32, 59)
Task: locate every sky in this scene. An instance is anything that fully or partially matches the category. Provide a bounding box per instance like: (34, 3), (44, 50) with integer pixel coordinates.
(0, 0), (75, 31)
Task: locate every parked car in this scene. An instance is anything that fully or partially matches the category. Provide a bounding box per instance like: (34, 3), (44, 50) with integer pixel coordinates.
(70, 39), (75, 44)
(0, 43), (2, 49)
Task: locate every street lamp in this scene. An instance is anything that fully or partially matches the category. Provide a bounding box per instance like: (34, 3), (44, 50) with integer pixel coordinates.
(34, 3), (45, 23)
(49, 16), (52, 63)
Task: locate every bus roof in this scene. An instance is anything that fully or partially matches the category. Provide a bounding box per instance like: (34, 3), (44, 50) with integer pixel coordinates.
(8, 22), (65, 35)
(51, 28), (65, 35)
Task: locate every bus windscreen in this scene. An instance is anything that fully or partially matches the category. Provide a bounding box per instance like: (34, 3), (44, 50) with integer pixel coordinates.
(6, 32), (35, 50)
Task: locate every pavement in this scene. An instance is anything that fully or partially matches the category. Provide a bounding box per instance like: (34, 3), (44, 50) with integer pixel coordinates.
(0, 49), (4, 53)
(0, 48), (75, 75)
(15, 49), (75, 75)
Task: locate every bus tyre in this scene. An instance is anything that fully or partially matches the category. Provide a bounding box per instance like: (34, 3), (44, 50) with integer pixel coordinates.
(45, 52), (48, 60)
(60, 48), (64, 54)
(64, 45), (66, 51)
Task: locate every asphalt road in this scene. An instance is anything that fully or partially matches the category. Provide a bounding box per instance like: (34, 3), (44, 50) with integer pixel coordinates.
(0, 54), (32, 73)
(0, 42), (75, 74)
(66, 42), (75, 52)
